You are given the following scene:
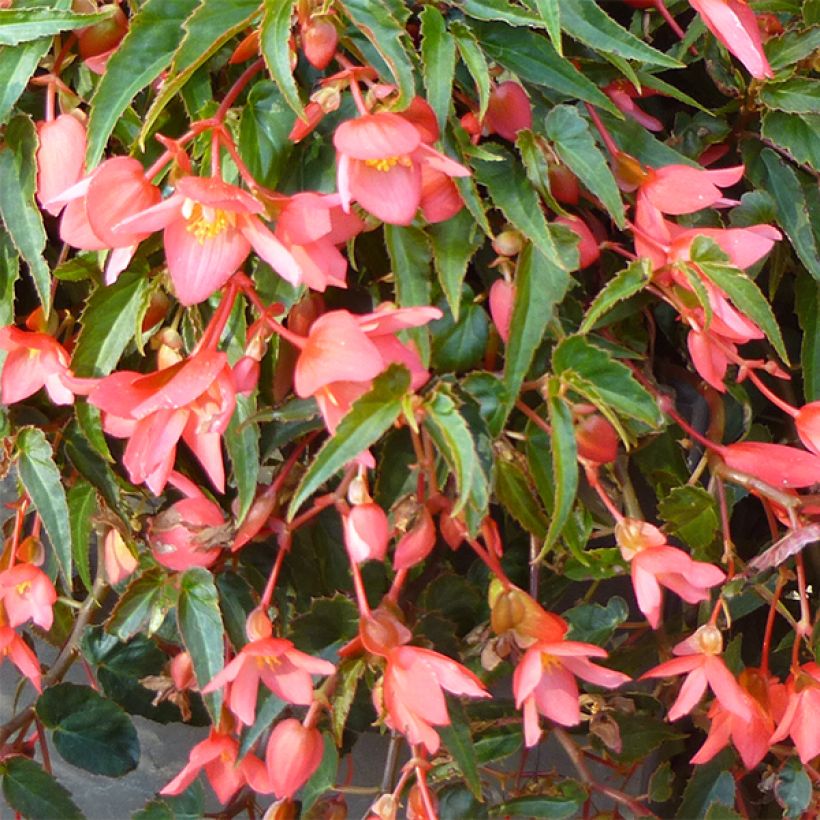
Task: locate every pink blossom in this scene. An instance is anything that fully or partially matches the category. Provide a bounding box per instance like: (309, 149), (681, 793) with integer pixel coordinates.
(488, 279), (514, 343)
(35, 114), (86, 216)
(102, 529), (138, 585)
(769, 662), (820, 763)
(0, 563), (57, 630)
(344, 503), (390, 563)
(483, 81), (532, 141)
(0, 625), (42, 692)
(265, 719), (324, 799)
(604, 81), (663, 132)
(393, 507), (436, 570)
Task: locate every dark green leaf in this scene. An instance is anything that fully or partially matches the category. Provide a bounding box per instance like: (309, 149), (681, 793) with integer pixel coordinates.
(106, 570), (169, 641)
(0, 232), (19, 326)
(765, 26), (820, 70)
(63, 421), (124, 516)
(133, 782), (205, 820)
(761, 110), (820, 171)
(225, 393), (260, 524)
(462, 0), (539, 26)
(774, 758), (813, 818)
(330, 658), (365, 744)
(544, 105), (625, 227)
(420, 6), (456, 130)
(496, 457), (549, 538)
(439, 699), (482, 801)
(341, 0), (415, 105)
(238, 81), (294, 190)
(178, 567), (225, 719)
(429, 208), (482, 321)
(564, 596), (628, 645)
(649, 761), (675, 803)
(611, 711), (686, 764)
(564, 547), (626, 580)
(68, 480), (96, 593)
(678, 751), (736, 818)
(580, 258), (651, 332)
(796, 272), (820, 400)
(431, 299), (490, 373)
(36, 683), (139, 777)
(86, 0), (199, 166)
(451, 22), (491, 119)
(301, 733), (338, 811)
(490, 780), (587, 817)
(0, 115), (50, 312)
(0, 8), (111, 45)
(658, 485), (720, 559)
(462, 371), (509, 437)
(238, 691), (286, 757)
(0, 38), (52, 126)
(261, 0), (302, 117)
(761, 77), (820, 113)
(1, 756), (83, 820)
(290, 594), (359, 654)
(288, 365), (411, 516)
(18, 427), (72, 582)
(502, 244), (570, 419)
(71, 271), (151, 377)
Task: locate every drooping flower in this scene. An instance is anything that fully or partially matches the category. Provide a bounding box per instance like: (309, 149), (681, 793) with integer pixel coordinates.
(688, 0), (774, 79)
(161, 729), (271, 805)
(488, 279), (514, 343)
(35, 114), (86, 216)
(637, 164), (744, 220)
(334, 110), (470, 225)
(604, 80), (663, 132)
(115, 176), (303, 305)
(0, 625), (42, 692)
(769, 662), (820, 763)
(102, 529), (139, 585)
(0, 563), (57, 631)
(149, 495), (226, 572)
(201, 638), (335, 726)
(794, 401), (820, 456)
(615, 519), (725, 629)
(343, 502), (390, 563)
(265, 719), (324, 799)
(554, 215), (600, 269)
(513, 638), (631, 746)
(393, 507), (436, 571)
(641, 625), (754, 723)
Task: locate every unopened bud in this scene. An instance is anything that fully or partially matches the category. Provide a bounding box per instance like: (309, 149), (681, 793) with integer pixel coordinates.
(492, 229), (524, 257)
(246, 607), (273, 642)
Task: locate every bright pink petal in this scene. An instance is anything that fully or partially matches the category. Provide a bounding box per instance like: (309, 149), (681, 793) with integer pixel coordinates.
(533, 666), (581, 726)
(668, 667), (709, 720)
(644, 165), (743, 215)
(114, 194), (184, 234)
(704, 656), (753, 722)
(690, 709), (733, 764)
(347, 159), (422, 226)
(1, 350), (47, 404)
(175, 176), (263, 214)
(632, 562), (663, 629)
(240, 215), (302, 286)
(721, 441), (820, 488)
(36, 115), (86, 215)
(688, 330), (729, 392)
(333, 113), (421, 160)
(513, 646), (545, 705)
(60, 197), (107, 250)
(227, 659), (262, 725)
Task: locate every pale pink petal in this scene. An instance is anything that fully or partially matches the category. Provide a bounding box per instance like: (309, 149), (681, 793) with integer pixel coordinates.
(513, 646), (546, 706)
(105, 245), (137, 285)
(522, 695), (541, 747)
(60, 198), (107, 250)
(690, 709), (733, 764)
(347, 159), (422, 226)
(114, 194), (184, 234)
(240, 215), (303, 286)
(333, 113), (421, 160)
(668, 667), (708, 720)
(561, 656), (631, 689)
(704, 656), (753, 722)
(36, 115), (86, 215)
(632, 562), (663, 629)
(533, 666), (581, 726)
(227, 659), (262, 725)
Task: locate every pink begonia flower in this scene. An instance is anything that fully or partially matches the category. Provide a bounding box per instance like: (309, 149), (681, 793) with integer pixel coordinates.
(115, 175), (302, 305)
(393, 507), (436, 571)
(719, 441), (820, 488)
(794, 401), (820, 456)
(161, 729), (271, 805)
(483, 81), (532, 142)
(265, 719), (324, 799)
(89, 348), (247, 494)
(292, 304), (442, 436)
(0, 563), (57, 630)
(642, 625), (754, 723)
(513, 639), (630, 746)
(769, 662), (820, 763)
(688, 0), (773, 79)
(102, 529), (138, 585)
(343, 502), (390, 563)
(334, 111), (469, 226)
(0, 626), (41, 692)
(488, 279), (514, 343)
(380, 645), (489, 753)
(691, 667), (786, 770)
(604, 80), (663, 132)
(149, 496), (225, 571)
(274, 192), (364, 292)
(638, 164), (744, 219)
(615, 519), (725, 629)
(35, 114), (86, 216)
(201, 638), (334, 726)
(0, 327), (91, 406)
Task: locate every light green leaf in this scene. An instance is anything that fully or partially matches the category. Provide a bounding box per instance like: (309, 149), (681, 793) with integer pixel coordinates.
(261, 0), (302, 118)
(580, 258), (652, 332)
(761, 110), (820, 172)
(761, 76), (820, 113)
(420, 6), (456, 130)
(534, 0), (561, 54)
(462, 0), (539, 26)
(429, 209), (483, 321)
(0, 8), (111, 45)
(451, 22), (491, 120)
(0, 38), (52, 126)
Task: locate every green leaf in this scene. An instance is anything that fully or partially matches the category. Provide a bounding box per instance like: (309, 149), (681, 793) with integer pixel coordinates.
(758, 148), (820, 279)
(473, 148), (564, 268)
(431, 298), (490, 373)
(462, 371), (509, 437)
(610, 710), (686, 764)
(384, 225), (433, 365)
(564, 596), (628, 645)
(238, 691), (286, 757)
(106, 570), (169, 641)
(534, 0), (561, 53)
(71, 271), (151, 377)
(237, 81), (294, 190)
(420, 6), (456, 130)
(140, 0), (261, 143)
(560, 0), (680, 66)
(330, 658), (365, 744)
(648, 761), (675, 803)
(288, 365), (411, 517)
(0, 8), (111, 45)
(765, 26), (820, 70)
(491, 780), (587, 818)
(178, 567), (225, 719)
(495, 457), (549, 538)
(300, 733), (338, 811)
(678, 751), (736, 818)
(658, 485), (720, 560)
(133, 782), (204, 820)
(0, 228), (20, 326)
(774, 758), (813, 818)
(439, 699), (482, 801)
(1, 757), (83, 820)
(261, 0), (302, 118)
(86, 0), (199, 167)
(689, 235), (789, 363)
(461, 0), (540, 26)
(0, 38), (52, 126)
(796, 272), (820, 400)
(17, 427), (72, 583)
(502, 244), (570, 419)
(68, 480), (96, 593)
(543, 105), (625, 227)
(451, 22), (491, 120)
(36, 683), (140, 777)
(0, 114), (50, 313)
(580, 258), (652, 332)
(429, 209), (482, 321)
(761, 77), (820, 113)
(761, 111), (820, 172)
(225, 393), (260, 524)
(542, 379), (578, 557)
(469, 21), (619, 114)
(289, 594), (359, 654)
(552, 336), (662, 428)
(341, 0), (415, 106)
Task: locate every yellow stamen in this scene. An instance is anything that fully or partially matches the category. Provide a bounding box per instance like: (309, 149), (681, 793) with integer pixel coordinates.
(15, 581), (31, 597)
(364, 155), (413, 172)
(541, 653), (561, 671)
(183, 200), (234, 244)
(256, 654), (281, 670)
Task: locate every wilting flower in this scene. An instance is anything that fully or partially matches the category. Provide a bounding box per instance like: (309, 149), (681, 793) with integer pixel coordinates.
(89, 347), (248, 494)
(691, 667), (786, 769)
(36, 114), (86, 215)
(201, 638), (335, 726)
(266, 719), (324, 799)
(116, 176), (303, 305)
(615, 519), (725, 629)
(769, 662), (820, 763)
(642, 625), (753, 723)
(0, 626), (42, 691)
(0, 563), (57, 630)
(334, 110), (469, 225)
(344, 502), (390, 563)
(688, 0), (773, 79)
(514, 638), (630, 746)
(161, 729), (271, 805)
(379, 645), (489, 753)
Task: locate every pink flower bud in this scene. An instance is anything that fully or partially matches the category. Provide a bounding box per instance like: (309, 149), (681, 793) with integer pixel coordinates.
(36, 115), (86, 216)
(393, 508), (436, 570)
(484, 82), (532, 142)
(265, 719), (324, 799)
(554, 215), (600, 269)
(548, 164), (580, 206)
(343, 503), (390, 563)
(103, 529), (138, 585)
(301, 18), (338, 70)
(795, 401), (820, 456)
(170, 651), (195, 691)
(575, 413), (619, 464)
(149, 497), (225, 571)
(489, 279), (514, 344)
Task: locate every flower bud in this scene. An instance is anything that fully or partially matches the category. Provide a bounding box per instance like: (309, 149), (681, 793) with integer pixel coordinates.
(393, 507), (436, 570)
(488, 279), (514, 344)
(554, 215), (600, 269)
(548, 163), (580, 206)
(359, 607), (412, 656)
(170, 651), (195, 691)
(103, 528), (138, 585)
(246, 608), (273, 642)
(575, 413), (618, 464)
(492, 229), (524, 257)
(266, 719), (324, 798)
(484, 81), (532, 141)
(301, 18), (338, 70)
(614, 518), (666, 560)
(149, 497), (225, 572)
(343, 503), (390, 563)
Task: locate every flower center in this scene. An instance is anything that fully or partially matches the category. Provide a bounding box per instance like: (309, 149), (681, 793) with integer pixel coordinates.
(364, 155), (413, 172)
(15, 581), (31, 597)
(182, 199), (234, 244)
(256, 654), (282, 670)
(541, 652), (561, 671)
